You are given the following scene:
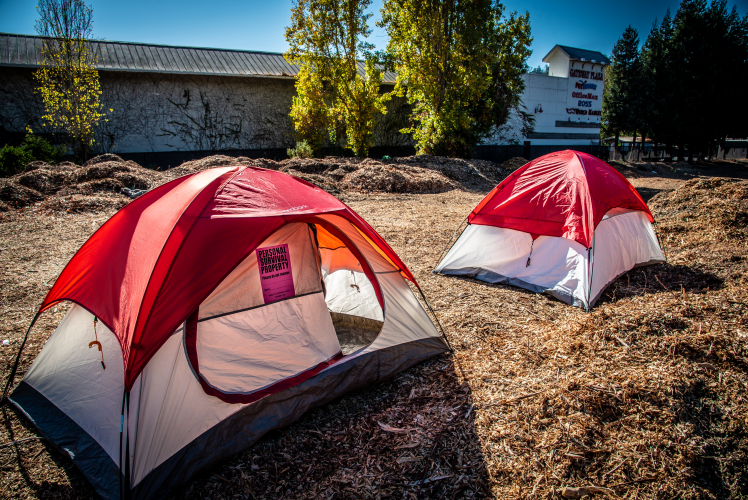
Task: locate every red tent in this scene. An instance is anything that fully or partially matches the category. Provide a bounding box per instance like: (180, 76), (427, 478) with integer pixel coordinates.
(9, 165), (447, 499)
(470, 150), (652, 248)
(436, 150), (664, 310)
(39, 166), (416, 391)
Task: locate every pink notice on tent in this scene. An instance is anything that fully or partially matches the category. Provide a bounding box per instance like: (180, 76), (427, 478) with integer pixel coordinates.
(257, 244), (295, 303)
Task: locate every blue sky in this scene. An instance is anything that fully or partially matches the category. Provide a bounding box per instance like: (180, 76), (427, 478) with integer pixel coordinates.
(1, 0), (746, 68)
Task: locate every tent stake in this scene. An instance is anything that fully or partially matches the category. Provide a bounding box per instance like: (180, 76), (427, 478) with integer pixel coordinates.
(417, 288), (454, 352)
(1, 312), (40, 404)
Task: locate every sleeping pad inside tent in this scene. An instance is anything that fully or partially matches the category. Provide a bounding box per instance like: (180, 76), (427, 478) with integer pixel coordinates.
(6, 165), (448, 500)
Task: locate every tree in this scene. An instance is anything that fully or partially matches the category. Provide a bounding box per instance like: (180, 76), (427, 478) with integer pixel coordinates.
(605, 2), (747, 160)
(640, 12), (676, 150)
(285, 0), (389, 157)
(379, 0), (531, 158)
(698, 0), (748, 155)
(602, 26), (643, 151)
(34, 0), (105, 160)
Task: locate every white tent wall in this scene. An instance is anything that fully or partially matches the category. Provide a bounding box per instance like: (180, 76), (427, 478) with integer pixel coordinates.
(588, 210), (665, 305)
(325, 270), (384, 321)
(435, 224), (588, 305)
(19, 305), (124, 464)
(435, 209), (665, 309)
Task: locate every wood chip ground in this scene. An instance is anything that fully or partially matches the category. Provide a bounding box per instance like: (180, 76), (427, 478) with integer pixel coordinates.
(0, 156), (746, 499)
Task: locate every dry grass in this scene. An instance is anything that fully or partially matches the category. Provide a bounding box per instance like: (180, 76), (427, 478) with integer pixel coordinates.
(0, 157), (746, 499)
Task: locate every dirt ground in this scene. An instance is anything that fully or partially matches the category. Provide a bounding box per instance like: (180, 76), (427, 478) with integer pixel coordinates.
(0, 155), (747, 499)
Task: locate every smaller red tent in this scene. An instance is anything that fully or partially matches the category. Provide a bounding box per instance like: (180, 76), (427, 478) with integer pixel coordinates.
(436, 150), (664, 309)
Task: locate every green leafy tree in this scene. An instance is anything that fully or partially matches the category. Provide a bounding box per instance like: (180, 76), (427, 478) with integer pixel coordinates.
(697, 0), (748, 154)
(640, 12), (676, 149)
(602, 26), (643, 149)
(34, 0), (105, 160)
(379, 0), (531, 158)
(285, 0), (389, 157)
(669, 0), (709, 158)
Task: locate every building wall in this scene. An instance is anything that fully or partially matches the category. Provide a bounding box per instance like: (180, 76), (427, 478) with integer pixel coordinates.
(0, 67), (409, 154)
(96, 72), (298, 153)
(0, 68), (298, 153)
(546, 50), (570, 78)
(485, 55), (606, 146)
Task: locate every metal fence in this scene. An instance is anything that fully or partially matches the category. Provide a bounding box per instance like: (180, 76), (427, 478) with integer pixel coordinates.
(113, 142), (747, 170)
(607, 141), (748, 162)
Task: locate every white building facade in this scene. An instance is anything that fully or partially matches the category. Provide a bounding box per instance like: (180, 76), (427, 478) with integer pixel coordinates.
(488, 45), (609, 146)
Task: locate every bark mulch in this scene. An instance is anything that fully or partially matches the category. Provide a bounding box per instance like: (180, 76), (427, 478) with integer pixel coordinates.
(0, 158), (746, 499)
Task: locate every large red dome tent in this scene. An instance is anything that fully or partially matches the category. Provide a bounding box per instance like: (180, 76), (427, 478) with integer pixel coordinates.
(4, 166), (448, 499)
(435, 150), (665, 309)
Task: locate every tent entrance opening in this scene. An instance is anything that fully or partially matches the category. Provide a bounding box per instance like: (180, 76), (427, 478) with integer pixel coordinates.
(314, 224), (384, 355)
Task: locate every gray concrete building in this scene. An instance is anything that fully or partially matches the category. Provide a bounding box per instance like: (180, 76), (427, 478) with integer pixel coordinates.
(0, 33), (402, 155)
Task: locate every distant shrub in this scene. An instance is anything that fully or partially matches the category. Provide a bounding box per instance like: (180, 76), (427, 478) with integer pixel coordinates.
(0, 146), (34, 177)
(0, 131), (65, 177)
(287, 140), (315, 159)
(21, 133), (64, 165)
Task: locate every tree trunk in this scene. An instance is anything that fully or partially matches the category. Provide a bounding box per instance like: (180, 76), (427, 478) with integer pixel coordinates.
(640, 134), (646, 161)
(614, 131), (620, 160)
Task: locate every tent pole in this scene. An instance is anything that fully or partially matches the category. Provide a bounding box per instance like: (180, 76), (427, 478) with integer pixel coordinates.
(417, 287), (454, 353)
(432, 216), (468, 273)
(586, 233), (596, 312)
(1, 312), (40, 404)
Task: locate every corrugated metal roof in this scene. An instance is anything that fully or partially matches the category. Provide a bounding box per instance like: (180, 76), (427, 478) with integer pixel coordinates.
(0, 33), (397, 83)
(542, 44), (611, 65)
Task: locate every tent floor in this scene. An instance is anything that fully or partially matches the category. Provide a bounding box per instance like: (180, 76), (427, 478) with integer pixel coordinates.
(330, 311), (383, 355)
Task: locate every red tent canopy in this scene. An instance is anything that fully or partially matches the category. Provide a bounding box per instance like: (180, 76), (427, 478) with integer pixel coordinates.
(469, 150), (653, 248)
(40, 166), (416, 390)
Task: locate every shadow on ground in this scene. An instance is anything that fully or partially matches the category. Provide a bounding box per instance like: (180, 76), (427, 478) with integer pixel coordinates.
(598, 262), (724, 306)
(1, 405), (97, 499)
(163, 355), (491, 499)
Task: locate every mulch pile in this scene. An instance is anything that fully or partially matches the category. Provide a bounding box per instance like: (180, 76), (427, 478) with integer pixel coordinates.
(0, 154), (159, 213)
(246, 155), (504, 194)
(651, 177), (748, 246)
(341, 163), (458, 193)
(0, 154), (507, 215)
(501, 157), (529, 170)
